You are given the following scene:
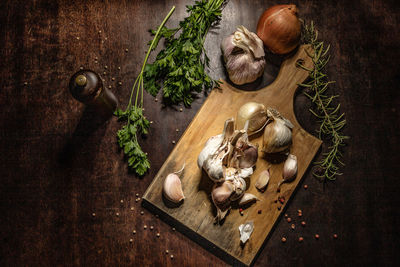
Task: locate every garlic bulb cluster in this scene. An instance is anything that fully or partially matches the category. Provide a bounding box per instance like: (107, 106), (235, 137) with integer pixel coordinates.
(262, 108), (294, 154)
(198, 118), (259, 223)
(221, 26), (266, 85)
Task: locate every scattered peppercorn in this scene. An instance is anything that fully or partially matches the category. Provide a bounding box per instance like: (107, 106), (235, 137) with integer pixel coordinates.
(304, 184), (308, 189)
(258, 210), (262, 214)
(150, 226), (154, 230)
(104, 66), (108, 69)
(170, 255), (174, 259)
(112, 77), (115, 81)
(144, 225), (147, 229)
(155, 98), (158, 102)
(291, 224), (295, 230)
(140, 211), (144, 215)
(172, 140), (176, 144)
(116, 212), (120, 216)
(156, 233), (160, 237)
(165, 250), (169, 254)
(333, 234), (338, 239)
(315, 234), (320, 239)
(277, 188), (281, 193)
(301, 221), (306, 227)
(179, 108), (183, 112)
(172, 228), (176, 231)
(125, 48), (129, 52)
(132, 230), (136, 234)
(279, 197), (285, 204)
(24, 82), (28, 86)
(118, 81), (122, 85)
(287, 217), (292, 223)
(120, 199), (124, 203)
(103, 71), (107, 75)
(136, 193), (139, 197)
(277, 206), (281, 210)
(298, 213), (302, 217)
(281, 237), (287, 243)
(129, 238), (133, 243)
(299, 237), (304, 242)
(92, 213), (96, 217)
(284, 214), (288, 218)
(297, 209), (302, 213)
(130, 207), (134, 211)
(239, 208), (243, 212)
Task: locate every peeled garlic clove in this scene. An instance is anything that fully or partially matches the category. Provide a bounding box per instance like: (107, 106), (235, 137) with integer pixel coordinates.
(236, 102), (268, 134)
(262, 118), (292, 153)
(255, 169), (270, 190)
(238, 193), (258, 206)
(278, 154), (298, 188)
(163, 173), (185, 203)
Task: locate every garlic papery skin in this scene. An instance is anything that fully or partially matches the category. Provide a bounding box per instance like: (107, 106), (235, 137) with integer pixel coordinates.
(255, 169), (270, 190)
(163, 173), (185, 203)
(221, 26), (266, 85)
(236, 102), (268, 135)
(262, 108), (293, 154)
(278, 154), (298, 188)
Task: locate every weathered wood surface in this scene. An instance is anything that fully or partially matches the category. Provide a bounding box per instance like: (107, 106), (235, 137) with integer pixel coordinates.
(143, 45), (322, 266)
(1, 0), (399, 266)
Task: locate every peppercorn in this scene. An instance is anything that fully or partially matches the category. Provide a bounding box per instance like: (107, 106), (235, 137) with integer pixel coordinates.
(301, 221), (306, 227)
(315, 234), (320, 239)
(281, 237), (287, 243)
(299, 237), (304, 242)
(287, 217), (292, 223)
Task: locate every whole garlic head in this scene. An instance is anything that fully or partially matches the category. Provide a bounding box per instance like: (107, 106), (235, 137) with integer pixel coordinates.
(221, 26), (266, 85)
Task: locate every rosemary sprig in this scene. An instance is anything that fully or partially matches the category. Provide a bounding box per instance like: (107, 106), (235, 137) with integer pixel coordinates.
(115, 7), (176, 176)
(298, 21), (349, 181)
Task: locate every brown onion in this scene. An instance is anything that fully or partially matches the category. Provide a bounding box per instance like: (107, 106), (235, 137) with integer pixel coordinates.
(256, 4), (301, 54)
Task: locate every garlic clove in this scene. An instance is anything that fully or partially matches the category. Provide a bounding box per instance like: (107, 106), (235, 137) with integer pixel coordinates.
(278, 154), (298, 188)
(163, 173), (185, 203)
(255, 169), (270, 190)
(230, 177), (246, 201)
(236, 102), (268, 135)
(239, 146), (258, 168)
(211, 182), (234, 207)
(283, 154), (298, 181)
(238, 193), (258, 206)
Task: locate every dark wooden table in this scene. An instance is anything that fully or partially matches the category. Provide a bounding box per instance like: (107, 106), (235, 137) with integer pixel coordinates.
(1, 0), (399, 266)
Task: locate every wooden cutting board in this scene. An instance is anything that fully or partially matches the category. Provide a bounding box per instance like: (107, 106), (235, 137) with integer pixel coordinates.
(142, 45), (322, 266)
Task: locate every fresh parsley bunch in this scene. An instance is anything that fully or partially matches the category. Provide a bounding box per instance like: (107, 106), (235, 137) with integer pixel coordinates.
(144, 0), (226, 106)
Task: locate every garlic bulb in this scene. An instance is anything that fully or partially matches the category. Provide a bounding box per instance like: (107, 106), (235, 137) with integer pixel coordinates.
(236, 102), (268, 135)
(262, 108), (294, 154)
(221, 26), (266, 85)
(278, 154), (298, 189)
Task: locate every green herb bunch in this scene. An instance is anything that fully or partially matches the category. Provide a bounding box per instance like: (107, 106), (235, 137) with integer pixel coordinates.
(298, 21), (349, 181)
(115, 7), (176, 176)
(144, 0), (226, 106)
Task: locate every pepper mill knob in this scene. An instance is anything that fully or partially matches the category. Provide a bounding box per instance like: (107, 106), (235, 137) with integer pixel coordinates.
(69, 70), (118, 114)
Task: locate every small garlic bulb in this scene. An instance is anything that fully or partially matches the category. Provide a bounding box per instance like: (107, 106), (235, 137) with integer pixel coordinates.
(236, 102), (268, 135)
(262, 108), (294, 154)
(221, 26), (266, 85)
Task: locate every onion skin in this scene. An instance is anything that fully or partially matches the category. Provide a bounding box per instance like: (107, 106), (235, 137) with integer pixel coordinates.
(256, 4), (301, 54)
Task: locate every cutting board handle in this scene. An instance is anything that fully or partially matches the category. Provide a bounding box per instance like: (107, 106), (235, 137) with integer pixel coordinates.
(266, 44), (314, 106)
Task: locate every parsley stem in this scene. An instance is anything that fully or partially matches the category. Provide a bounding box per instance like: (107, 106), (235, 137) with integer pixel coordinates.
(127, 6), (176, 111)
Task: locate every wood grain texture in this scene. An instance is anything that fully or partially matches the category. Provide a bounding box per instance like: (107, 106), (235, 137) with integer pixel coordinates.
(143, 45), (322, 266)
(0, 0), (399, 266)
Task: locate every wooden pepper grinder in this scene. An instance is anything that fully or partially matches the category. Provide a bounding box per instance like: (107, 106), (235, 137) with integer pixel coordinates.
(69, 70), (118, 114)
